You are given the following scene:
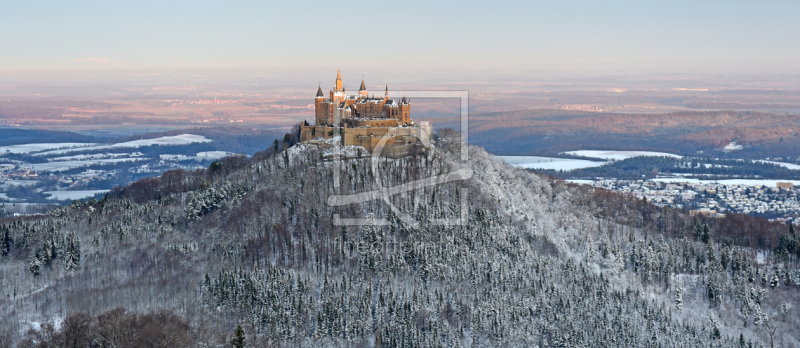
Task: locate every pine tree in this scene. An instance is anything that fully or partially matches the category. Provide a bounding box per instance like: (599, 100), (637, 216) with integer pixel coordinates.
(1, 229), (10, 256)
(675, 287), (683, 312)
(64, 233), (80, 270)
(701, 224), (710, 244)
(231, 325), (246, 348)
(29, 252), (41, 276)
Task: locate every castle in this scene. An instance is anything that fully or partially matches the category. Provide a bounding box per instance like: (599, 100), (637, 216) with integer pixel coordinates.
(299, 70), (431, 156)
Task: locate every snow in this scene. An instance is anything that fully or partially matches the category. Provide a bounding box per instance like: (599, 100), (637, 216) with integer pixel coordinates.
(0, 142), (96, 155)
(756, 251), (766, 265)
(498, 156), (608, 171)
(723, 141), (743, 152)
(756, 160), (800, 170)
(110, 134), (211, 147)
(51, 152), (144, 161)
(25, 321), (42, 333)
(324, 145), (364, 158)
(562, 150), (682, 161)
(288, 137), (365, 160)
(195, 151), (236, 160)
(44, 190), (109, 200)
(566, 179), (595, 185)
(160, 154), (192, 161)
(33, 134), (211, 156)
(324, 136), (342, 145)
(160, 151), (237, 162)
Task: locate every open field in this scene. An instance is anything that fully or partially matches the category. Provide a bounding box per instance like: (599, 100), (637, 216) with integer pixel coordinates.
(497, 155), (607, 170)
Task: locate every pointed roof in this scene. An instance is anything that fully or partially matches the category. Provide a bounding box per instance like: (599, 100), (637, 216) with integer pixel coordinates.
(385, 84), (388, 97)
(359, 77), (366, 91)
(316, 84), (324, 97)
(336, 68), (341, 81)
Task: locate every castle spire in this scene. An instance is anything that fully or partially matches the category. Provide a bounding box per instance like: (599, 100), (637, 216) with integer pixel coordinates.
(335, 69), (343, 91)
(385, 84), (388, 98)
(358, 76), (369, 97)
(316, 84), (324, 98)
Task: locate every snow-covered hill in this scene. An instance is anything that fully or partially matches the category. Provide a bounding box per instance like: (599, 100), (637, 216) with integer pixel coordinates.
(0, 131), (798, 347)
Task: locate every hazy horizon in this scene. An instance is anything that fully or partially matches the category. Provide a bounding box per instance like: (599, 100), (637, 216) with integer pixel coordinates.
(3, 0), (799, 82)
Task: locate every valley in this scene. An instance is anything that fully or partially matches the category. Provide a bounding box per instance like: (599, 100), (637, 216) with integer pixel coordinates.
(502, 150), (800, 222)
(0, 127), (282, 215)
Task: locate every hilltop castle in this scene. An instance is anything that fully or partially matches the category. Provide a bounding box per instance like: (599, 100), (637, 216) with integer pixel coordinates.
(300, 70), (431, 156)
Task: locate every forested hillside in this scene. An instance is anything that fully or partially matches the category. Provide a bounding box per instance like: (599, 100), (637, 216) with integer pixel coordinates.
(1, 130), (799, 347)
(466, 109), (800, 159)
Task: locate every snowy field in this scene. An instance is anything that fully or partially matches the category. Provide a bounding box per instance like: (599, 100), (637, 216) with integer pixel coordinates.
(562, 150), (682, 161)
(51, 152), (145, 162)
(44, 190), (109, 200)
(498, 156), (608, 171)
(0, 143), (96, 155)
(33, 134), (211, 156)
(195, 151), (236, 160)
(756, 160), (800, 170)
(566, 179), (595, 185)
(160, 151), (236, 162)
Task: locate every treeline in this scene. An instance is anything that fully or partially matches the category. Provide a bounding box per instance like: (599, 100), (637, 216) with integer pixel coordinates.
(563, 181), (790, 251)
(0, 128), (97, 147)
(542, 156), (800, 180)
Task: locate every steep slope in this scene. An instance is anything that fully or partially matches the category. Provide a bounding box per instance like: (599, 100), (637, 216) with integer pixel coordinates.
(0, 131), (798, 347)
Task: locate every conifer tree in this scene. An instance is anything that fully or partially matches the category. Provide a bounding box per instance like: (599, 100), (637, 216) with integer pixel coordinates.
(701, 224), (710, 244)
(231, 325), (246, 348)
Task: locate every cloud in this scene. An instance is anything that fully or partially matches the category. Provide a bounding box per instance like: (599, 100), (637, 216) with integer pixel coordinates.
(73, 57), (119, 64)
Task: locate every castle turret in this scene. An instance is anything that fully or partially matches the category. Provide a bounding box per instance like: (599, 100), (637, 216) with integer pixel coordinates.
(358, 77), (368, 97)
(335, 69), (343, 91)
(399, 96), (411, 124)
(315, 84), (326, 125)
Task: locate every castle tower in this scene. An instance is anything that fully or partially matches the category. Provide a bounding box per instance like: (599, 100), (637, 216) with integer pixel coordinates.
(330, 69), (344, 107)
(315, 84), (326, 125)
(384, 84), (388, 100)
(399, 96), (411, 124)
(358, 77), (368, 97)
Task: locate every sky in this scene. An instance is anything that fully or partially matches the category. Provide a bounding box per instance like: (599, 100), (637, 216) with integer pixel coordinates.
(1, 0), (799, 80)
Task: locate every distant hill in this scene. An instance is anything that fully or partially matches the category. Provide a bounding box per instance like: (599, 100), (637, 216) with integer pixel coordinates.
(110, 126), (287, 156)
(0, 130), (798, 346)
(466, 109), (800, 159)
(0, 127), (99, 146)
